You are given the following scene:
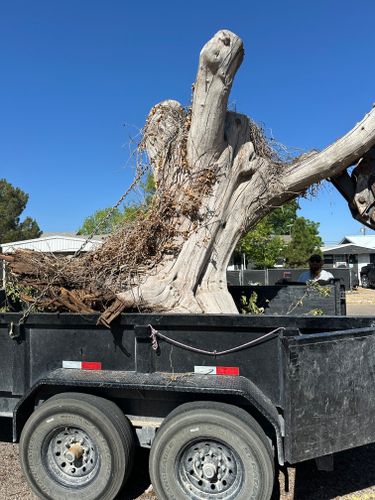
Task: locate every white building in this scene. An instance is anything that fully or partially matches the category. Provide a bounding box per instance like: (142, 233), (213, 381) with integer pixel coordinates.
(322, 235), (375, 284)
(0, 233), (105, 286)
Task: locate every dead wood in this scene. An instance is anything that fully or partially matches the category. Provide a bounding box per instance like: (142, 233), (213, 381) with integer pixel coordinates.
(2, 30), (375, 325)
(98, 298), (130, 328)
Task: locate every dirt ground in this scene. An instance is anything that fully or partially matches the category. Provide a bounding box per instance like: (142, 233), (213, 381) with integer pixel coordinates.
(2, 288), (375, 499)
(345, 287), (375, 316)
(3, 439), (375, 500)
(346, 287), (375, 305)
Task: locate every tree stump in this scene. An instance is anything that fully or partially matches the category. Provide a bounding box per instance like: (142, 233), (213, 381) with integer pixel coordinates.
(2, 30), (375, 325)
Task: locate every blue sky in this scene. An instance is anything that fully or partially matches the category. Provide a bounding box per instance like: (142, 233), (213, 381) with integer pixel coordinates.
(1, 0), (375, 244)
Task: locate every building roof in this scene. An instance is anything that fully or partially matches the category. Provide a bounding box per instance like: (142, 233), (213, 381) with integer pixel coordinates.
(339, 235), (375, 248)
(1, 233), (104, 253)
(322, 243), (375, 255)
(41, 232), (107, 240)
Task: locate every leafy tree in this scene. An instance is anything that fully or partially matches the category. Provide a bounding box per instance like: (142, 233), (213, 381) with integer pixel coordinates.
(237, 200), (323, 269)
(77, 174), (156, 235)
(238, 219), (287, 269)
(0, 179), (41, 243)
(78, 207), (125, 235)
(285, 217), (323, 267)
(140, 173), (156, 205)
(237, 200), (298, 268)
(267, 199), (299, 235)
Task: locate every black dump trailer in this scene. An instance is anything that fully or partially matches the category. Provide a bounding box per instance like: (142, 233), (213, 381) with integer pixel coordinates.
(2, 312), (375, 499)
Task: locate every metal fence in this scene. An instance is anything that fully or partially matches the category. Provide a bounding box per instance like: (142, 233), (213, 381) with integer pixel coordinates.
(227, 267), (358, 290)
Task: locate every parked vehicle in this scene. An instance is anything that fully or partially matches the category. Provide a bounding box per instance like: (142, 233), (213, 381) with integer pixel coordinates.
(360, 263), (375, 287)
(2, 312), (375, 499)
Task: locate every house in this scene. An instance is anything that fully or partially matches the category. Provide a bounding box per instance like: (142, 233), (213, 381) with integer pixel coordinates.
(322, 235), (375, 284)
(0, 233), (105, 286)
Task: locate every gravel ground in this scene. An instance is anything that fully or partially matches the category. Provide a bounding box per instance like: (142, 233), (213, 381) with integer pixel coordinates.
(0, 438), (156, 500)
(3, 439), (375, 500)
(2, 289), (375, 499)
(345, 288), (375, 305)
(346, 288), (375, 316)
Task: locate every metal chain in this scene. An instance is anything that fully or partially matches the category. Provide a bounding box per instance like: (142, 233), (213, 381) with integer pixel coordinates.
(73, 166), (146, 258)
(17, 165), (148, 326)
(149, 324), (285, 356)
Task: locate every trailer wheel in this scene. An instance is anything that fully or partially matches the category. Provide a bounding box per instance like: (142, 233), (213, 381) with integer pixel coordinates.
(19, 392), (134, 500)
(149, 401), (274, 500)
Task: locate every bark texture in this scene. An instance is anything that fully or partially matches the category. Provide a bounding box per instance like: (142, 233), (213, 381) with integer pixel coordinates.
(3, 30), (375, 324)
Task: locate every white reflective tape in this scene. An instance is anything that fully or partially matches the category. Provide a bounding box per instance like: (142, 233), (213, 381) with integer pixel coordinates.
(62, 361), (82, 369)
(194, 366), (217, 375)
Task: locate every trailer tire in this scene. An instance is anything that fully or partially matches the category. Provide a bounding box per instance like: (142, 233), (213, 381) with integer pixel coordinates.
(19, 392), (134, 500)
(149, 401), (274, 500)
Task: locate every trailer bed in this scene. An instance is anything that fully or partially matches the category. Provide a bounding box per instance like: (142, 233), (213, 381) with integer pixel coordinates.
(1, 312), (375, 465)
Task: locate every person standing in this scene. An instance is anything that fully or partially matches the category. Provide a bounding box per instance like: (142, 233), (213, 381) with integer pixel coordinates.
(298, 254), (334, 283)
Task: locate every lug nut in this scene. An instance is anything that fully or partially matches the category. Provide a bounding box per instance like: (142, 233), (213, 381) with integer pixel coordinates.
(202, 463), (216, 479)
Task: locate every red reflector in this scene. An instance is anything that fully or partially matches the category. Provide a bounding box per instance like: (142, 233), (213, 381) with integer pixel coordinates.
(216, 366), (239, 376)
(81, 362), (102, 370)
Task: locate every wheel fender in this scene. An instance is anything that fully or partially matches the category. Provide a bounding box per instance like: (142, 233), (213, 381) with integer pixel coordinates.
(13, 368), (285, 465)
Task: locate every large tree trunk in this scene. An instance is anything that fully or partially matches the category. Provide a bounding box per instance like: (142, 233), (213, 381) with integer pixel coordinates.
(110, 30), (375, 318)
(3, 30), (375, 325)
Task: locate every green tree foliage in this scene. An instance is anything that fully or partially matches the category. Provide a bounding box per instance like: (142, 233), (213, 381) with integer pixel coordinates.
(285, 217), (323, 267)
(141, 173), (156, 206)
(237, 200), (298, 268)
(237, 200), (322, 269)
(266, 199), (299, 235)
(238, 219), (287, 269)
(0, 179), (41, 243)
(77, 207), (129, 235)
(77, 174), (156, 235)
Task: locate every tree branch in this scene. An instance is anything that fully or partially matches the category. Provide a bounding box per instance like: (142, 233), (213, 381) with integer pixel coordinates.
(141, 100), (186, 188)
(285, 105), (375, 192)
(188, 30), (244, 168)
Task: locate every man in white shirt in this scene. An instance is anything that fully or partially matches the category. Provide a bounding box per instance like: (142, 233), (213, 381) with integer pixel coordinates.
(298, 254), (334, 283)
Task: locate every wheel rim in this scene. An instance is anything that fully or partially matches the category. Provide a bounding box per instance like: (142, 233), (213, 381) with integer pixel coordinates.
(43, 426), (100, 487)
(177, 439), (243, 499)
(362, 276), (369, 287)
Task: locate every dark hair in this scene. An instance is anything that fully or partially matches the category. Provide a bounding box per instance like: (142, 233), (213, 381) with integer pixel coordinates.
(308, 254), (323, 263)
